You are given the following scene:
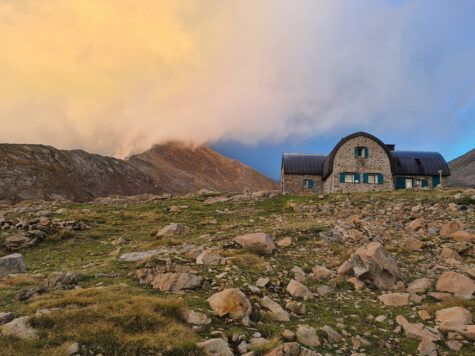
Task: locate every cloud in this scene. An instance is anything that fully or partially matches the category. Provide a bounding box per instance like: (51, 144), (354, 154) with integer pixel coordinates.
(0, 0), (474, 157)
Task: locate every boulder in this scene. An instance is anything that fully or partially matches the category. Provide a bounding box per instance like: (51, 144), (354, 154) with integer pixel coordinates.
(156, 223), (188, 237)
(208, 288), (252, 321)
(0, 312), (15, 325)
(378, 293), (410, 306)
(197, 338), (233, 356)
(41, 271), (77, 290)
(407, 278), (432, 294)
(408, 218), (425, 231)
(395, 315), (441, 342)
(348, 277), (365, 290)
(196, 249), (225, 265)
(182, 309), (212, 325)
(312, 266), (332, 280)
(1, 316), (38, 340)
(435, 306), (472, 325)
(321, 325), (342, 343)
(0, 253), (26, 277)
(417, 338), (438, 356)
(349, 242), (399, 290)
(296, 324), (320, 347)
(234, 232), (276, 255)
(286, 301), (306, 315)
(118, 250), (161, 262)
(449, 231), (475, 243)
(440, 221), (460, 237)
(4, 234), (34, 251)
(436, 271), (475, 299)
(264, 342), (301, 356)
(260, 296), (290, 322)
(147, 272), (203, 292)
(286, 279), (313, 299)
(401, 237), (424, 251)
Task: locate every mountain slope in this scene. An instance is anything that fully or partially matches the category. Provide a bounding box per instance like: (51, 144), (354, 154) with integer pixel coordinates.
(128, 142), (278, 195)
(0, 142), (277, 203)
(447, 148), (475, 188)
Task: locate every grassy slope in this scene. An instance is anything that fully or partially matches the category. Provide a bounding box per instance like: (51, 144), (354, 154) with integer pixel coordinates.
(0, 190), (474, 355)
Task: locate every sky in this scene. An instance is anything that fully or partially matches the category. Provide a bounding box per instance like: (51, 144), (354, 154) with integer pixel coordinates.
(0, 0), (474, 180)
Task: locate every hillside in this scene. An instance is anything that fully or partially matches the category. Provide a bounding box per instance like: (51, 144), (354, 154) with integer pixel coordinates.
(448, 149), (475, 188)
(129, 142), (278, 195)
(0, 189), (474, 355)
(0, 143), (278, 204)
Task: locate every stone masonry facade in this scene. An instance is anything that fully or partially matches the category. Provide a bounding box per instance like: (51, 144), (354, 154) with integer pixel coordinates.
(281, 132), (450, 194)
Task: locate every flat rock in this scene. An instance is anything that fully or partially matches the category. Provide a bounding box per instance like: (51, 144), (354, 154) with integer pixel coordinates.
(407, 278), (432, 294)
(118, 250), (161, 262)
(378, 293), (410, 306)
(156, 223), (188, 237)
(1, 316), (38, 340)
(0, 253), (26, 277)
(286, 279), (313, 299)
(147, 272), (203, 292)
(234, 232), (276, 255)
(196, 249), (225, 265)
(197, 338), (233, 356)
(396, 315), (441, 342)
(182, 309), (212, 325)
(208, 288), (252, 321)
(436, 271), (475, 299)
(435, 306), (472, 325)
(260, 296), (290, 322)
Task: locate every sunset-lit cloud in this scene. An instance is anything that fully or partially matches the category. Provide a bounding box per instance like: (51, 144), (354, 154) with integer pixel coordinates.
(0, 0), (474, 157)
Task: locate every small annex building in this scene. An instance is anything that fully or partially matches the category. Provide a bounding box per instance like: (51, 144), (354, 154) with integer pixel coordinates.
(281, 132), (450, 194)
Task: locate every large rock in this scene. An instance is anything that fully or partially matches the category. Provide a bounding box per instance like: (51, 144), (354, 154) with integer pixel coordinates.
(197, 338), (233, 356)
(264, 342), (301, 356)
(440, 221), (460, 237)
(182, 309), (211, 325)
(407, 278), (432, 294)
(260, 296), (290, 322)
(436, 271), (475, 299)
(378, 293), (410, 306)
(208, 288), (252, 321)
(0, 253), (26, 277)
(395, 315), (441, 342)
(286, 279), (313, 299)
(449, 230), (475, 243)
(234, 232), (276, 255)
(146, 272), (203, 292)
(296, 324), (320, 347)
(4, 234), (34, 251)
(196, 249), (225, 265)
(349, 242), (399, 290)
(41, 271), (77, 290)
(1, 316), (38, 340)
(118, 250), (161, 262)
(156, 223), (188, 237)
(435, 306), (472, 326)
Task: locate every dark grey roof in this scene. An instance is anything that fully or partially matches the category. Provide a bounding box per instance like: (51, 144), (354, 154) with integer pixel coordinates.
(282, 153), (327, 175)
(392, 151), (450, 176)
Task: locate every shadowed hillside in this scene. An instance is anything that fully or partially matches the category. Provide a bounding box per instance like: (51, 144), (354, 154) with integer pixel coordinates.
(448, 149), (475, 188)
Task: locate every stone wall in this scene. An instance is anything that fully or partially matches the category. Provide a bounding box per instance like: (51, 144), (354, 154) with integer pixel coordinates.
(282, 174), (323, 194)
(328, 136), (394, 193)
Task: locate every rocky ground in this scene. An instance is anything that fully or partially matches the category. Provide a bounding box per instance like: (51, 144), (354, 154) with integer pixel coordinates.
(0, 188), (474, 356)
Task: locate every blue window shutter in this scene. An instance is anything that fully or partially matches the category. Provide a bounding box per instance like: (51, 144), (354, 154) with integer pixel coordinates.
(354, 147), (358, 157)
(339, 173), (345, 183)
(363, 173), (368, 183)
(421, 179), (428, 188)
(309, 180), (314, 188)
(364, 147), (369, 158)
(377, 174), (384, 184)
(432, 175), (440, 187)
(354, 173), (360, 183)
(396, 177), (405, 189)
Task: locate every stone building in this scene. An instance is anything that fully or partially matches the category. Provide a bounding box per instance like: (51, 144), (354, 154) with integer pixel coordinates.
(281, 132), (450, 194)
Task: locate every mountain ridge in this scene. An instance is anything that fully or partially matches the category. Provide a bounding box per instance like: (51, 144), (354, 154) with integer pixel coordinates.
(0, 142), (278, 203)
(447, 148), (475, 188)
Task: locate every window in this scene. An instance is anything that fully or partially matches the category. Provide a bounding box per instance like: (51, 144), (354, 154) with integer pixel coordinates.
(303, 179), (314, 189)
(367, 174), (377, 184)
(405, 178), (413, 189)
(355, 147), (368, 158)
(344, 174), (355, 183)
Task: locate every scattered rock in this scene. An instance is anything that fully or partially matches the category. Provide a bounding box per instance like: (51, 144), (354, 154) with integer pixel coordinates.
(118, 250), (161, 262)
(296, 324), (320, 347)
(435, 306), (472, 326)
(440, 221), (460, 237)
(435, 271), (475, 299)
(197, 338), (233, 356)
(322, 325), (342, 343)
(417, 338), (438, 356)
(196, 249), (226, 265)
(208, 288), (252, 321)
(407, 278), (432, 294)
(378, 293), (410, 306)
(395, 315), (441, 342)
(138, 270), (203, 292)
(156, 223), (188, 237)
(312, 266), (332, 280)
(286, 300), (306, 315)
(286, 279), (313, 299)
(182, 309), (212, 325)
(260, 296), (290, 322)
(0, 253), (26, 277)
(0, 312), (15, 325)
(277, 237), (292, 247)
(234, 232), (276, 255)
(1, 316), (38, 340)
(349, 242), (399, 290)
